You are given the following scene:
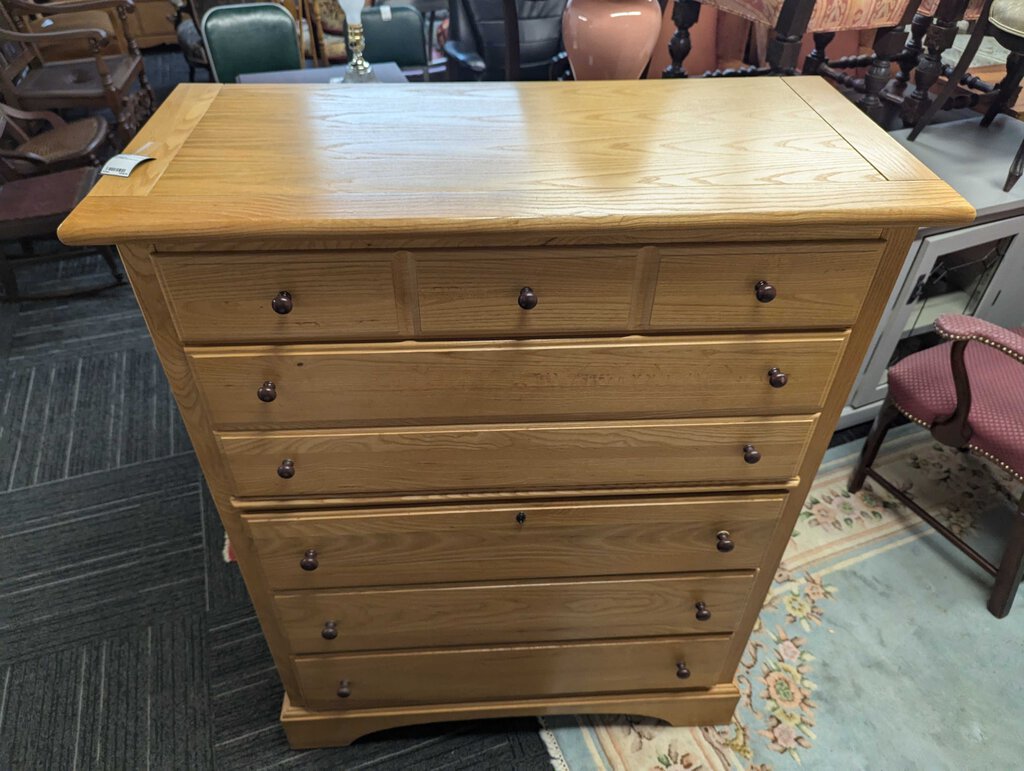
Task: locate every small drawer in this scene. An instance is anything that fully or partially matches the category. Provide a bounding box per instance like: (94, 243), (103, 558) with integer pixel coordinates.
(650, 241), (884, 331)
(244, 494), (784, 590)
(189, 333), (847, 430)
(414, 250), (636, 336)
(294, 635), (731, 709)
(275, 574), (755, 654)
(155, 252), (401, 343)
(218, 416), (815, 499)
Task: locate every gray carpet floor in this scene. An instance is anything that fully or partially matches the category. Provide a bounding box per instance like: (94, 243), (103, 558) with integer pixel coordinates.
(0, 49), (553, 770)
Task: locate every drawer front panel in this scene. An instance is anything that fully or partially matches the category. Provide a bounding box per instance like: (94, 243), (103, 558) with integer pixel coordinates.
(294, 636), (731, 709)
(156, 253), (401, 343)
(650, 241), (884, 330)
(276, 574), (755, 653)
(219, 416), (816, 498)
(415, 252), (636, 336)
(190, 334), (847, 429)
(245, 495), (785, 589)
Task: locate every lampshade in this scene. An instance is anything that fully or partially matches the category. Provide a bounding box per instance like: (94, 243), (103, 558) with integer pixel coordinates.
(337, 0), (362, 25)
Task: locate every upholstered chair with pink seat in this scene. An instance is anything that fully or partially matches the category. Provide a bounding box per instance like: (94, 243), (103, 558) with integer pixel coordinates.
(849, 314), (1024, 618)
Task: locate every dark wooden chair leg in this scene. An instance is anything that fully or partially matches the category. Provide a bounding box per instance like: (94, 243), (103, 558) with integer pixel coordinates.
(987, 496), (1024, 618)
(662, 0), (701, 78)
(1003, 135), (1024, 191)
(100, 246), (124, 284)
(982, 50), (1024, 127)
(802, 31), (835, 74)
(908, 3), (991, 140)
(849, 397), (902, 493)
(896, 12), (931, 89)
(902, 0), (970, 125)
(859, 23), (910, 123)
(0, 248), (18, 301)
(767, 0), (817, 74)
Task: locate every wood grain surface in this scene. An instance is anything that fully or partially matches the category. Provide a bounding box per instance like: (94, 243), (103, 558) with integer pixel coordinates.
(188, 334), (847, 429)
(218, 416), (817, 498)
(293, 635), (732, 709)
(58, 80), (974, 247)
(244, 494), (786, 589)
(274, 573), (755, 653)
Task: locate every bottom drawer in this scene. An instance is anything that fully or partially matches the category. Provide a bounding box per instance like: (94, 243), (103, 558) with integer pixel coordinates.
(275, 573), (755, 653)
(294, 636), (731, 709)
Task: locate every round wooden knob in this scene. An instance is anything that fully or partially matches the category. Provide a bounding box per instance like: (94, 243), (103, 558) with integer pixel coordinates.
(321, 620), (338, 640)
(743, 444), (762, 464)
(257, 381), (277, 402)
(768, 367), (788, 388)
(518, 287), (538, 310)
(337, 679), (351, 698)
(676, 661), (691, 679)
(300, 548), (318, 571)
(277, 458), (295, 479)
(516, 512), (526, 525)
(695, 601), (712, 621)
(716, 530), (735, 552)
(754, 280), (777, 303)
(271, 290), (293, 315)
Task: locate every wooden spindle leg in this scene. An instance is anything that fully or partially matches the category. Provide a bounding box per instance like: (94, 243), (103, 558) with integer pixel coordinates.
(662, 0), (701, 78)
(859, 20), (914, 124)
(802, 31), (835, 74)
(902, 0), (969, 125)
(982, 50), (1024, 126)
(767, 0), (817, 74)
(896, 12), (931, 87)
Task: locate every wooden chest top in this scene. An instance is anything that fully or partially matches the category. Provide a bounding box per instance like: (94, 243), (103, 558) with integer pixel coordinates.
(58, 78), (972, 247)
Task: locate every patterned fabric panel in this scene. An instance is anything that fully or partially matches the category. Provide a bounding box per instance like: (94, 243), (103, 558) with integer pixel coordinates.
(936, 313), (1024, 360)
(709, 0), (909, 32)
(918, 0), (986, 19)
(888, 325), (1024, 479)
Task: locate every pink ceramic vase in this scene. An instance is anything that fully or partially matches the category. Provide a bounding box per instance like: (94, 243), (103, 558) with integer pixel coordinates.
(562, 0), (663, 80)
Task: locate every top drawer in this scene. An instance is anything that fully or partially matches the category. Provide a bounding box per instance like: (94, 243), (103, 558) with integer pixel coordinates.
(155, 241), (884, 344)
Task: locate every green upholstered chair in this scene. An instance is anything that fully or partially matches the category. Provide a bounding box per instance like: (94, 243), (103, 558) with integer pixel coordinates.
(201, 3), (302, 83)
(361, 5), (428, 69)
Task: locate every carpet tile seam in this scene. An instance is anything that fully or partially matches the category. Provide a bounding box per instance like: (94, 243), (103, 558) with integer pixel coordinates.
(6, 366), (36, 492)
(0, 451), (198, 495)
(29, 365), (57, 488)
(61, 358), (83, 479)
(3, 483), (200, 532)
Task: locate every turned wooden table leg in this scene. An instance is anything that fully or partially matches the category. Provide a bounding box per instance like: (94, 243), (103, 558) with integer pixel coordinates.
(859, 0), (924, 123)
(767, 0), (817, 74)
(902, 0), (969, 125)
(662, 0), (701, 78)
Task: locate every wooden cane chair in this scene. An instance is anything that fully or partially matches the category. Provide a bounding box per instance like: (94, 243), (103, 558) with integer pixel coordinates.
(0, 0), (154, 146)
(0, 102), (108, 179)
(849, 314), (1024, 618)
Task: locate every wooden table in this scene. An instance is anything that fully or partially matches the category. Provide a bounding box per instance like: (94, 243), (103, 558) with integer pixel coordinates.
(58, 79), (973, 749)
(237, 61), (409, 83)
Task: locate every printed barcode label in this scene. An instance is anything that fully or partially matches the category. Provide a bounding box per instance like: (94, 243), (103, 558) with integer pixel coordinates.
(100, 154), (155, 178)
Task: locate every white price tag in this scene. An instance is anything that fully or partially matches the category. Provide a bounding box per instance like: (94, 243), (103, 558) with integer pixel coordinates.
(100, 153), (155, 178)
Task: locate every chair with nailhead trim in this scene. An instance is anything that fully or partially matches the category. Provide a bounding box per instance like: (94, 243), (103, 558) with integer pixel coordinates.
(849, 313), (1024, 618)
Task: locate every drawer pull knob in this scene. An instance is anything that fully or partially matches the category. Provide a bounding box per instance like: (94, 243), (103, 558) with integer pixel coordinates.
(516, 512), (527, 525)
(754, 280), (777, 303)
(675, 661), (691, 679)
(716, 531), (735, 552)
(277, 458), (295, 479)
(767, 367), (788, 388)
(257, 381), (277, 402)
(271, 290), (293, 314)
(743, 444), (762, 464)
(300, 548), (319, 571)
(321, 620), (338, 640)
(695, 601), (712, 621)
(337, 680), (351, 698)
(518, 287), (538, 310)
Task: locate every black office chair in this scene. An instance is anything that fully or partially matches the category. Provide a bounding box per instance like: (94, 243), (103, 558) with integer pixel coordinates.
(444, 0), (567, 80)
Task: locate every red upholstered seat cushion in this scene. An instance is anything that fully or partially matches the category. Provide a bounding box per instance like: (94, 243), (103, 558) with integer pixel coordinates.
(888, 327), (1024, 479)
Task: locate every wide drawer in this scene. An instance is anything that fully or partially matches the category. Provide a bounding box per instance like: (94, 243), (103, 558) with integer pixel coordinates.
(294, 636), (731, 709)
(244, 494), (785, 589)
(189, 334), (847, 430)
(275, 573), (755, 654)
(155, 252), (401, 344)
(218, 416), (816, 498)
(649, 240), (884, 331)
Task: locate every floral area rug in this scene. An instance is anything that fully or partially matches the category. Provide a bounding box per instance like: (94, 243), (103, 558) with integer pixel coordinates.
(542, 427), (1024, 770)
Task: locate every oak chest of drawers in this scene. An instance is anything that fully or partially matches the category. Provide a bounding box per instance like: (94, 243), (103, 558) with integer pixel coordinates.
(59, 77), (973, 748)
